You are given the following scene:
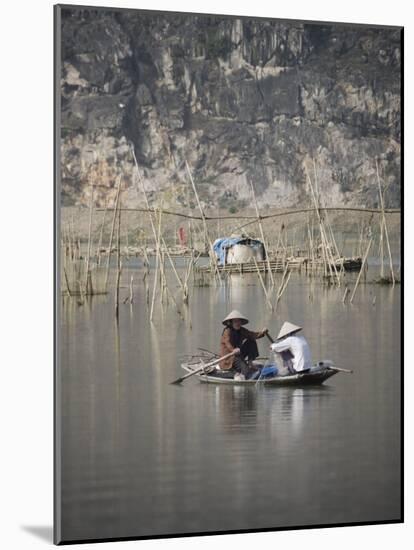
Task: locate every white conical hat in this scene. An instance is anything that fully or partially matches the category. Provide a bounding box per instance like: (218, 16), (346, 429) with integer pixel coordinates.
(222, 310), (249, 326)
(277, 321), (302, 340)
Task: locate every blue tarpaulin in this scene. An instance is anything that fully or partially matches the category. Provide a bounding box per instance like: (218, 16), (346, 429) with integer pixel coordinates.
(213, 237), (264, 265)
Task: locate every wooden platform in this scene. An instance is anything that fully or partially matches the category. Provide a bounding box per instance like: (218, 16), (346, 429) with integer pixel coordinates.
(195, 256), (362, 274)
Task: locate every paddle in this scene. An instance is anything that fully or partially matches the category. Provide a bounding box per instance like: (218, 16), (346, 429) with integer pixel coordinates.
(170, 350), (238, 385)
(327, 366), (353, 374)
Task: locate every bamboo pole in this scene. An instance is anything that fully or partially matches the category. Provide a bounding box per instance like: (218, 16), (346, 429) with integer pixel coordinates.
(115, 194), (122, 319)
(104, 176), (122, 292)
(311, 160), (340, 283)
(185, 160), (221, 281)
(150, 208), (162, 321)
(376, 159), (395, 285)
(96, 198), (108, 266)
(84, 178), (94, 294)
(130, 149), (181, 315)
(249, 180), (275, 286)
(379, 217), (385, 279)
(305, 165), (340, 285)
(95, 206), (400, 220)
(129, 275), (134, 304)
(349, 237), (373, 303)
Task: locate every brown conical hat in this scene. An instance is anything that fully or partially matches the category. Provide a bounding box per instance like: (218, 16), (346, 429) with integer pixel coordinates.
(222, 310), (249, 326)
(277, 321), (302, 340)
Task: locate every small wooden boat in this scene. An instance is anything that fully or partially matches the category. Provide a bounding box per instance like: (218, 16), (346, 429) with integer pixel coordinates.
(180, 360), (342, 386)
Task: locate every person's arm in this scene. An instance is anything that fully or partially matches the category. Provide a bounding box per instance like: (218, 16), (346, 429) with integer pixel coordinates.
(244, 328), (268, 340)
(271, 338), (292, 353)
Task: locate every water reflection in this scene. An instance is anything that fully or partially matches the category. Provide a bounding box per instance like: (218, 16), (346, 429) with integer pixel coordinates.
(59, 268), (401, 541)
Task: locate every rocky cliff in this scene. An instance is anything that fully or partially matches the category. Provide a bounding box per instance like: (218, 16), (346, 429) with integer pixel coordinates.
(59, 7), (402, 210)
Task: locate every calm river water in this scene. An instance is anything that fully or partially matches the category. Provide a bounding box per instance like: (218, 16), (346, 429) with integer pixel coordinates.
(59, 267), (401, 542)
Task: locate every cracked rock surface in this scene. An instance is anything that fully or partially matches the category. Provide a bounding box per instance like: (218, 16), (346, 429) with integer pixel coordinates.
(59, 8), (401, 209)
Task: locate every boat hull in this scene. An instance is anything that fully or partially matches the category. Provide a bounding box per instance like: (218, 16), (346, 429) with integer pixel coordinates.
(181, 362), (339, 386)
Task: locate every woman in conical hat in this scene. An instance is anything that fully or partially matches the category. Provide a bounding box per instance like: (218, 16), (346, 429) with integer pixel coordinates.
(271, 321), (312, 373)
(276, 321), (303, 340)
(219, 310), (267, 378)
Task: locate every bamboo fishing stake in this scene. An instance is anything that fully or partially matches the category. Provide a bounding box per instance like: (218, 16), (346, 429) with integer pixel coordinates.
(96, 198), (108, 266)
(185, 160), (221, 282)
(305, 165), (339, 285)
(84, 177), (94, 295)
(349, 237), (373, 303)
(104, 175), (122, 292)
(150, 208), (162, 321)
(130, 150), (182, 316)
(129, 275), (134, 304)
(376, 159), (395, 285)
(249, 180), (275, 286)
(130, 147), (168, 298)
(115, 194), (122, 319)
(379, 217), (385, 279)
(311, 160), (341, 284)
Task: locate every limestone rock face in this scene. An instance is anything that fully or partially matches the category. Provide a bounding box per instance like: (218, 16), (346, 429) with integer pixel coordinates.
(59, 8), (401, 209)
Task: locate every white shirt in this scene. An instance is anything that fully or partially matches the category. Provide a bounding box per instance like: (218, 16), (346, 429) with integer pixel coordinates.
(271, 335), (312, 372)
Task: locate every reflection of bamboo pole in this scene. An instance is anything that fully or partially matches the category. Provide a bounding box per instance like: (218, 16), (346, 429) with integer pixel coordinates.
(249, 180), (274, 286)
(104, 176), (122, 292)
(376, 159), (395, 286)
(342, 286), (349, 303)
(349, 237), (373, 303)
(161, 235), (185, 292)
(253, 258), (273, 310)
(379, 217), (385, 279)
(276, 270), (292, 304)
(63, 267), (72, 296)
(275, 261), (290, 305)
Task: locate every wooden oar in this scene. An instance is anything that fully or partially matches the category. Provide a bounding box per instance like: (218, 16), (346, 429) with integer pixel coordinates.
(170, 350), (238, 385)
(327, 366), (353, 374)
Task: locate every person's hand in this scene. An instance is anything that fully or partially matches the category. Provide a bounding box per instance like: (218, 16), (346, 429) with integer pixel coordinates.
(233, 347), (241, 355)
(262, 327), (268, 335)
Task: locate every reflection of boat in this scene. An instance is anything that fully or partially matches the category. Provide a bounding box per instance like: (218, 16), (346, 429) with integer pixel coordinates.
(180, 361), (340, 386)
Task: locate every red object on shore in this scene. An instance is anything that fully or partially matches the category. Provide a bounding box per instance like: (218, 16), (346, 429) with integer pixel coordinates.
(178, 226), (187, 246)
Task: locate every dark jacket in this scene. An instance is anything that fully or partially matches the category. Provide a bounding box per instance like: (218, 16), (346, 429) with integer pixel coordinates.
(219, 326), (265, 370)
